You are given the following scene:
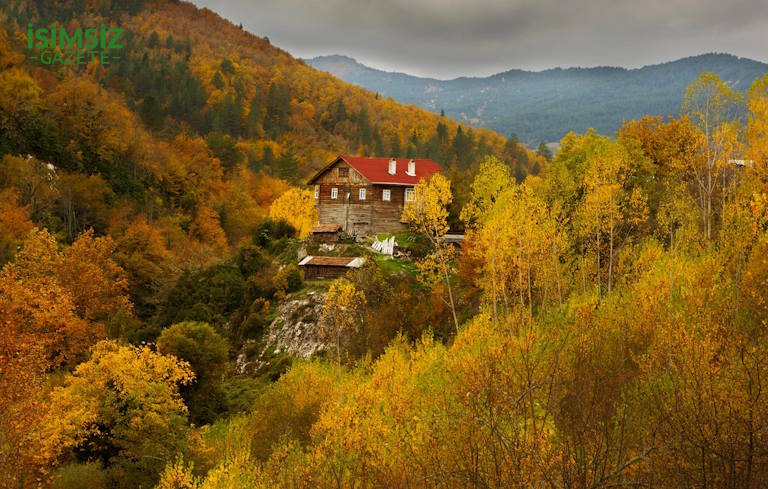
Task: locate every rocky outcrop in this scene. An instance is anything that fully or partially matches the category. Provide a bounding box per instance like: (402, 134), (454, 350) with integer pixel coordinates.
(236, 289), (328, 375)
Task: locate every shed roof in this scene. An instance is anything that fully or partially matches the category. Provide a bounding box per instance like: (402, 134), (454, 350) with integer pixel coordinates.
(311, 224), (342, 233)
(298, 256), (366, 268)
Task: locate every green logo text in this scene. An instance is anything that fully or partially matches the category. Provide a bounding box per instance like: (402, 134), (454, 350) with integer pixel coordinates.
(27, 22), (124, 65)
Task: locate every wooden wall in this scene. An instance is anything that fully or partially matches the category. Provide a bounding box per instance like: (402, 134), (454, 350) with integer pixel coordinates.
(314, 161), (410, 235)
(302, 265), (350, 280)
(371, 186), (408, 234)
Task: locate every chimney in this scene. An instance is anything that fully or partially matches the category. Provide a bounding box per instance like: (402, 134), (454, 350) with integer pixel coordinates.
(388, 158), (397, 175)
(407, 159), (415, 176)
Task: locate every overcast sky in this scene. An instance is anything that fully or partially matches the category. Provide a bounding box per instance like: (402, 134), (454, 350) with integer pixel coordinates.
(192, 0), (768, 79)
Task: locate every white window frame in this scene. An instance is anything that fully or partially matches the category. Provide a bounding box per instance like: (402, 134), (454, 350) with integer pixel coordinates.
(314, 185), (319, 200)
(405, 187), (414, 203)
(331, 187), (338, 200)
(359, 188), (366, 200)
(382, 189), (391, 201)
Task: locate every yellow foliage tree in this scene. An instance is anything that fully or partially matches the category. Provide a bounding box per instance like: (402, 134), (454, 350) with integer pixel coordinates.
(683, 72), (743, 243)
(323, 278), (366, 397)
(459, 155), (514, 228)
(45, 340), (194, 488)
(268, 188), (318, 237)
(747, 75), (768, 183)
(401, 173), (459, 332)
(474, 182), (565, 324)
(576, 138), (647, 296)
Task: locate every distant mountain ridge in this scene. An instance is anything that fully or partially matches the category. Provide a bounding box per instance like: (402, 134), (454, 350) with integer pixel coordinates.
(306, 53), (768, 145)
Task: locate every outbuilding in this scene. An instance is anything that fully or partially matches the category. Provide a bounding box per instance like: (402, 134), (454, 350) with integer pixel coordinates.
(298, 255), (366, 280)
(310, 223), (342, 243)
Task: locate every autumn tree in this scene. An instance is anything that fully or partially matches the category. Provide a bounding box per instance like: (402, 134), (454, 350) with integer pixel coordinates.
(536, 141), (552, 161)
(474, 181), (565, 323)
(268, 187), (318, 238)
(113, 218), (178, 320)
(459, 155), (514, 228)
(0, 227), (129, 486)
(0, 225), (133, 367)
(682, 72), (743, 243)
(247, 361), (338, 461)
(747, 74), (768, 182)
(0, 68), (44, 157)
(402, 173), (459, 332)
(59, 229), (132, 324)
(618, 115), (702, 251)
(0, 228), (94, 365)
(190, 204), (229, 253)
(46, 340), (194, 489)
(575, 138), (647, 296)
(157, 321), (230, 424)
(0, 268), (52, 487)
(323, 278), (366, 387)
(55, 172), (114, 243)
(0, 188), (33, 264)
(0, 154), (58, 223)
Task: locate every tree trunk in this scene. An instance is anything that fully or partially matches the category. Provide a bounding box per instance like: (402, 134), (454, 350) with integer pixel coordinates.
(434, 238), (459, 333)
(443, 261), (459, 334)
(596, 229), (601, 299)
(608, 213), (614, 294)
(490, 254), (498, 325)
(552, 240), (563, 307)
(706, 165), (712, 245)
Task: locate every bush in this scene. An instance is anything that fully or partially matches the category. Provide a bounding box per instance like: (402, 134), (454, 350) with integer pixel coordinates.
(157, 321), (231, 425)
(50, 462), (108, 489)
(236, 244), (270, 276)
(253, 218), (296, 247)
(154, 264), (246, 333)
(238, 300), (271, 339)
(274, 264), (303, 297)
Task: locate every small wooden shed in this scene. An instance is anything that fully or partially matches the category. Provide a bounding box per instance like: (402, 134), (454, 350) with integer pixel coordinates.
(311, 223), (342, 243)
(298, 256), (366, 280)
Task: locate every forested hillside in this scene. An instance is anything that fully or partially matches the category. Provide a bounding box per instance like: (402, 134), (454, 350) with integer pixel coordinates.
(0, 2), (542, 486)
(3, 1), (768, 488)
(1, 0), (542, 231)
(308, 53), (768, 145)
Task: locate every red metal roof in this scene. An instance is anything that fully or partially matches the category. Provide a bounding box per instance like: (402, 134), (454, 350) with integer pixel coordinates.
(342, 155), (441, 185)
(309, 155), (441, 186)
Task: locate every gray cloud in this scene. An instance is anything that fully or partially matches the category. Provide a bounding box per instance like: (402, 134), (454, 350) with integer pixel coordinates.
(192, 0), (768, 78)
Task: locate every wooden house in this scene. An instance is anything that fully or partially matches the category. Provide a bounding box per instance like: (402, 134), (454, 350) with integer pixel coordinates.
(298, 255), (366, 280)
(307, 155), (442, 236)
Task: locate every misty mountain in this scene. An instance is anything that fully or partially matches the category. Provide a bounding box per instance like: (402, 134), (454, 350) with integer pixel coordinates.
(306, 53), (768, 145)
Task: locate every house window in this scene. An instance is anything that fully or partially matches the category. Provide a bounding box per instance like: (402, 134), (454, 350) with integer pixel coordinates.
(331, 187), (338, 199)
(405, 187), (414, 202)
(359, 188), (366, 200)
(382, 189), (391, 201)
(338, 167), (349, 177)
(314, 185), (319, 200)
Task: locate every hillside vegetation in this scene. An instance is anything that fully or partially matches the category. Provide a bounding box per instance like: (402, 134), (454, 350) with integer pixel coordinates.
(3, 1), (768, 488)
